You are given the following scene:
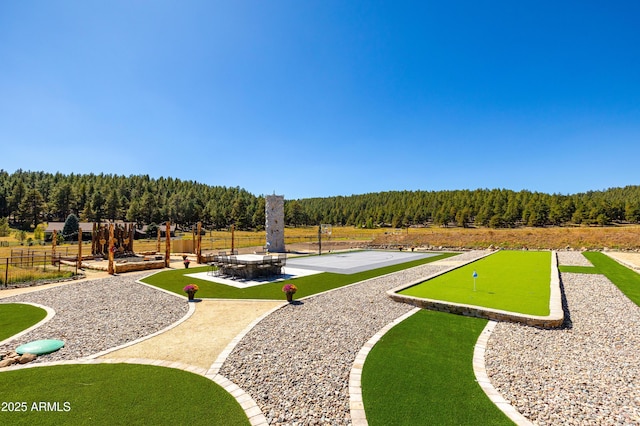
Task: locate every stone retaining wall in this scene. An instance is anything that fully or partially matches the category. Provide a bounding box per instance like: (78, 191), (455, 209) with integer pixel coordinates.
(113, 260), (166, 273)
(67, 259), (166, 273)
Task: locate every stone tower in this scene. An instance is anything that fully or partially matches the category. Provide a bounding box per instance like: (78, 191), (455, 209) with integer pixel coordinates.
(265, 195), (285, 252)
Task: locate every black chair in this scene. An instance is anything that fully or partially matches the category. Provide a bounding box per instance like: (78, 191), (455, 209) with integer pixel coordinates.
(277, 254), (287, 276)
(207, 255), (218, 276)
(257, 255), (273, 277)
(228, 256), (246, 279)
(217, 255), (231, 277)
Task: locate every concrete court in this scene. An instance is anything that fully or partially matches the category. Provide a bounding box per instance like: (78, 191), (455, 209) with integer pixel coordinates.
(286, 249), (440, 274)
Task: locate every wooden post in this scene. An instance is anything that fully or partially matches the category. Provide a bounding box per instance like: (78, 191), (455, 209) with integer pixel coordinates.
(157, 228), (161, 253)
(165, 221), (171, 267)
(108, 223), (115, 275)
(191, 226), (195, 254)
(52, 230), (57, 260)
(231, 224), (235, 254)
(92, 223), (97, 255)
(196, 222), (202, 263)
(77, 225), (82, 269)
(125, 223), (135, 254)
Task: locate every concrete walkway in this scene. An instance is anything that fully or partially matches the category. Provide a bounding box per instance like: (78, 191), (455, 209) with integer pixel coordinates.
(100, 299), (283, 369)
(604, 251), (640, 270)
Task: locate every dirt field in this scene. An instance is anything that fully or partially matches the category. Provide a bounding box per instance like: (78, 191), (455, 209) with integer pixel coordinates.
(3, 225), (640, 260)
(370, 226), (640, 251)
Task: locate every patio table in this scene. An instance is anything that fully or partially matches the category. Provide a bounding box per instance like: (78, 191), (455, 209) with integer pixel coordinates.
(215, 254), (282, 279)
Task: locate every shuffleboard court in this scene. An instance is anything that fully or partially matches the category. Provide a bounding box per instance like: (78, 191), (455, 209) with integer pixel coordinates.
(286, 250), (439, 274)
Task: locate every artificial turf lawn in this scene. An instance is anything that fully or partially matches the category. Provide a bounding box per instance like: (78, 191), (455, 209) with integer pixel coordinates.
(0, 303), (47, 341)
(362, 309), (512, 426)
(141, 252), (457, 300)
(0, 364), (249, 426)
(558, 265), (598, 274)
(399, 250), (551, 316)
(582, 251), (640, 307)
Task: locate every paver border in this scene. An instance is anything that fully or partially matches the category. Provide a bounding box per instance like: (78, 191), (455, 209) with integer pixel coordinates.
(86, 296), (196, 359)
(351, 250), (562, 424)
(206, 301), (287, 377)
(0, 357), (266, 426)
(1, 271), (267, 426)
(202, 253), (464, 424)
(0, 302), (56, 346)
(204, 251), (468, 376)
(473, 321), (533, 425)
(349, 307), (421, 425)
(0, 253), (493, 426)
(348, 313), (534, 426)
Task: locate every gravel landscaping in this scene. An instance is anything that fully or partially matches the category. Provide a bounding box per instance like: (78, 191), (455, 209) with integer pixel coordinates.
(219, 251), (485, 425)
(3, 249), (637, 425)
(0, 273), (188, 363)
(557, 250), (594, 267)
(486, 251), (640, 425)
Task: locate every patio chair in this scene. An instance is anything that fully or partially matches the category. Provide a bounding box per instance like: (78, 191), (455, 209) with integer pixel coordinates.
(228, 256), (246, 279)
(211, 255), (225, 276)
(257, 255), (273, 277)
(277, 254), (287, 276)
(217, 255), (231, 278)
(207, 255), (218, 276)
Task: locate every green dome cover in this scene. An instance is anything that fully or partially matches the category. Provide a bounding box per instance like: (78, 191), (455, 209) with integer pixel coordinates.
(16, 339), (65, 355)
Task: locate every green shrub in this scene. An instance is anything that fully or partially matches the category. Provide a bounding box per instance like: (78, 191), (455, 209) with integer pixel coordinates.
(0, 217), (10, 237)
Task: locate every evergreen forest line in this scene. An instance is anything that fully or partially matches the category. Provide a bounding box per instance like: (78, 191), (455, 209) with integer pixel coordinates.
(1, 170), (640, 232)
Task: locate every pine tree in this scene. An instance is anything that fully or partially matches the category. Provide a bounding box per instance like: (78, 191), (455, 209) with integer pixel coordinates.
(62, 214), (80, 239)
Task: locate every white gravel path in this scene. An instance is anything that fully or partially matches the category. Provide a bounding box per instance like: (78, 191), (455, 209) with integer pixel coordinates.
(0, 272), (188, 362)
(486, 251), (640, 425)
(219, 251), (485, 425)
(556, 250), (594, 267)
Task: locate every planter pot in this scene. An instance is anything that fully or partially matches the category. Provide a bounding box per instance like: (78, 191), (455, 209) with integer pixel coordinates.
(286, 293), (293, 302)
(187, 291), (195, 301)
(184, 263), (190, 269)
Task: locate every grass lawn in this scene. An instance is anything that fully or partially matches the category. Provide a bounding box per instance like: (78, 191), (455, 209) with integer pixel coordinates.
(141, 252), (458, 300)
(362, 309), (512, 426)
(0, 364), (249, 426)
(399, 250), (551, 316)
(0, 303), (48, 341)
(557, 265), (598, 274)
(583, 252), (640, 306)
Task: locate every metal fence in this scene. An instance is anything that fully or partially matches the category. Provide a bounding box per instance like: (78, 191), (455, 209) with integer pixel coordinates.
(1, 252), (78, 288)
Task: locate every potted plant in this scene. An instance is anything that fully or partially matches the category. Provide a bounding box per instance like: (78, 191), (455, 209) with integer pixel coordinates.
(282, 283), (297, 303)
(183, 284), (199, 301)
(183, 256), (191, 269)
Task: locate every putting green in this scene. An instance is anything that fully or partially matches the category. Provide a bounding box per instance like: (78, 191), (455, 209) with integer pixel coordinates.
(400, 250), (551, 316)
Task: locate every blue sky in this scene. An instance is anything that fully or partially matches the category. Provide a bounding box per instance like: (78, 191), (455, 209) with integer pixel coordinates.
(1, 1), (639, 200)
